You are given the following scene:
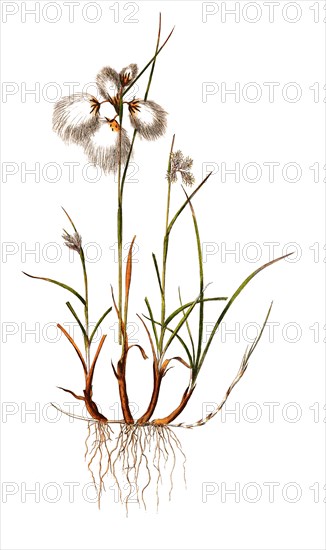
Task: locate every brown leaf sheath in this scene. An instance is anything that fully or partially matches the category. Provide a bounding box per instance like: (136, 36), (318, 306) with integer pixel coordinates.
(112, 238), (137, 424)
(83, 335), (108, 422)
(117, 355), (134, 424)
(138, 362), (163, 424)
(152, 386), (195, 425)
(83, 390), (107, 423)
(138, 315), (191, 424)
(137, 314), (162, 424)
(57, 324), (107, 423)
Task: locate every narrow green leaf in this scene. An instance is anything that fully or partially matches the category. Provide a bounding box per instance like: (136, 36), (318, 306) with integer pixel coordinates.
(183, 189), (204, 366)
(144, 13), (161, 101)
(122, 24), (174, 97)
(121, 131), (136, 196)
(144, 297), (159, 350)
(178, 288), (195, 363)
(121, 15), (163, 196)
(89, 307), (112, 344)
(152, 253), (163, 295)
(246, 302), (273, 362)
(143, 313), (193, 367)
(166, 172), (212, 237)
(22, 272), (86, 305)
(165, 297), (227, 327)
(197, 253), (293, 375)
(162, 285), (212, 356)
(172, 332), (193, 368)
(61, 207), (78, 232)
(66, 301), (87, 341)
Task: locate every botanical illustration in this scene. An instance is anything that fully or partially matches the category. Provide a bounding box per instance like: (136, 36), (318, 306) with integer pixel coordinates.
(24, 16), (291, 510)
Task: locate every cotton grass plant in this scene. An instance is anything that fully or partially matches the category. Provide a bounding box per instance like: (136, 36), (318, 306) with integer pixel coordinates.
(25, 15), (291, 511)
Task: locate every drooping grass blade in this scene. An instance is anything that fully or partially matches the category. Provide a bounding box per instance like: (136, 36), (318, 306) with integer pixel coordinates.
(22, 272), (86, 305)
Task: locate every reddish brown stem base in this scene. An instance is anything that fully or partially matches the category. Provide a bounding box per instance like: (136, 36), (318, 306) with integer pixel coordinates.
(152, 386), (194, 425)
(138, 362), (162, 424)
(117, 355), (134, 424)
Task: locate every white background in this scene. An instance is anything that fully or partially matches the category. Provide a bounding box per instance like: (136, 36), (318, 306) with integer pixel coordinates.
(1, 1), (325, 549)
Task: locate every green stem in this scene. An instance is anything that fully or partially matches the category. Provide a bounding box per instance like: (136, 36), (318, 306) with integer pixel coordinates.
(121, 131), (136, 197)
(119, 14), (168, 346)
(117, 91), (124, 345)
(158, 135), (175, 354)
(80, 248), (90, 371)
(121, 13), (162, 198)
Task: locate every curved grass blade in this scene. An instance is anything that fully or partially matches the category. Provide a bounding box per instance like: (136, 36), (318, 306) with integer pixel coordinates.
(196, 253), (293, 378)
(144, 297), (159, 350)
(161, 356), (191, 378)
(57, 386), (84, 401)
(89, 307), (113, 344)
(22, 272), (86, 305)
(66, 301), (87, 341)
(165, 297), (227, 327)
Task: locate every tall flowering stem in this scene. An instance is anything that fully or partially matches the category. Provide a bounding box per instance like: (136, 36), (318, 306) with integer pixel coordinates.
(117, 92), (124, 345)
(62, 208), (90, 370)
(158, 134), (175, 356)
(80, 246), (90, 369)
(113, 15), (170, 422)
(117, 13), (166, 345)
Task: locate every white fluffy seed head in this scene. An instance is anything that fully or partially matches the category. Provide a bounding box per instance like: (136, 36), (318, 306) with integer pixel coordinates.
(128, 100), (167, 140)
(84, 122), (131, 174)
(96, 66), (120, 100)
(53, 93), (100, 145)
